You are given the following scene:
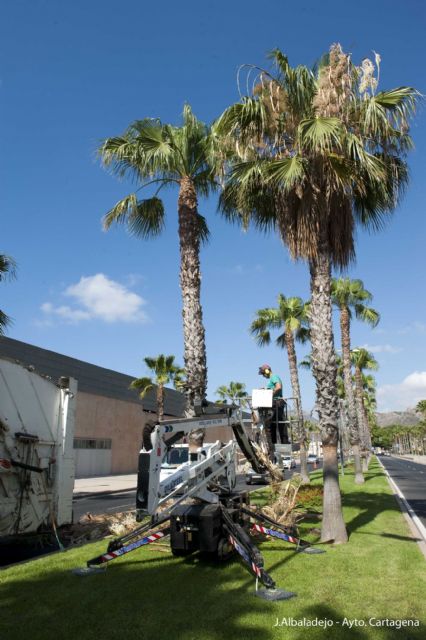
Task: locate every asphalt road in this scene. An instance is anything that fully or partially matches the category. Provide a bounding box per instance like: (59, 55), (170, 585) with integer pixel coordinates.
(380, 455), (426, 532)
(72, 464), (319, 520)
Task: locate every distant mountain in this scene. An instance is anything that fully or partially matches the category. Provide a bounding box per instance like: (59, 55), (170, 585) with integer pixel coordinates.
(375, 408), (421, 428)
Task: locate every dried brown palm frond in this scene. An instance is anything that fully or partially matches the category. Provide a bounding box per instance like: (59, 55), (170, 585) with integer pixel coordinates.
(252, 441), (284, 481)
(261, 475), (303, 526)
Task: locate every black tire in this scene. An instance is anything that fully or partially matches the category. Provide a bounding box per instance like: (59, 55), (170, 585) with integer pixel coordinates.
(171, 547), (192, 557)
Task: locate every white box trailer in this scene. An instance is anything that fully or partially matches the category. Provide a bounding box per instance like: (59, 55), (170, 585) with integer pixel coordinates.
(0, 358), (77, 537)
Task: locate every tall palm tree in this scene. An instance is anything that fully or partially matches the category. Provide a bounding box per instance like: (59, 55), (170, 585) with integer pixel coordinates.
(99, 105), (216, 416)
(331, 277), (380, 484)
(351, 348), (379, 467)
(215, 381), (249, 407)
(0, 254), (16, 335)
(214, 44), (418, 542)
(250, 294), (310, 482)
(130, 354), (185, 422)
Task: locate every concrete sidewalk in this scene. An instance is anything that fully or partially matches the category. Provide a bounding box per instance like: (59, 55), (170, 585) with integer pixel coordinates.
(73, 473), (137, 498)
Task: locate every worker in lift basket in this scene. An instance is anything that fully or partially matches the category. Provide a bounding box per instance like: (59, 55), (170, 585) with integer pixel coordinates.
(258, 364), (289, 460)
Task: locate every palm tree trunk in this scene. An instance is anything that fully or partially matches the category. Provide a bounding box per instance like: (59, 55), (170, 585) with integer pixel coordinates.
(354, 367), (369, 470)
(178, 176), (207, 421)
(309, 245), (347, 544)
(284, 329), (309, 483)
(340, 306), (364, 484)
(157, 384), (164, 423)
(362, 401), (372, 465)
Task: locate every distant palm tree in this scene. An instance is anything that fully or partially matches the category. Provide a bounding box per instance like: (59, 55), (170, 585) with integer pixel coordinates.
(131, 355), (185, 422)
(216, 381), (249, 407)
(250, 294), (310, 482)
(99, 105), (216, 416)
(0, 254), (16, 335)
(351, 348), (379, 467)
(416, 400), (426, 419)
(331, 277), (380, 484)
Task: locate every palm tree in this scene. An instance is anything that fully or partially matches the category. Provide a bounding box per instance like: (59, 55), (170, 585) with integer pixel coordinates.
(215, 381), (249, 407)
(130, 355), (185, 422)
(99, 105), (216, 416)
(416, 400), (426, 419)
(0, 254), (16, 335)
(331, 277), (380, 484)
(351, 348), (379, 467)
(250, 294), (310, 482)
(362, 376), (378, 453)
(214, 44), (419, 542)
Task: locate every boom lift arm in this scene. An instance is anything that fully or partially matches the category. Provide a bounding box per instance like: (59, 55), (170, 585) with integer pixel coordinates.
(77, 403), (324, 600)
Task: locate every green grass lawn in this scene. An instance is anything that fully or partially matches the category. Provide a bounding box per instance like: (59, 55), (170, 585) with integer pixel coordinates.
(1, 458), (425, 640)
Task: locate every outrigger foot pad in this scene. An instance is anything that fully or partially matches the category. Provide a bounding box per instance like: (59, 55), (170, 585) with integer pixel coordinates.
(298, 546), (325, 554)
(72, 566), (107, 576)
(255, 588), (296, 601)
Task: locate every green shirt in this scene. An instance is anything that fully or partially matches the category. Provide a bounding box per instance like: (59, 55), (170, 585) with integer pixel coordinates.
(266, 374), (283, 398)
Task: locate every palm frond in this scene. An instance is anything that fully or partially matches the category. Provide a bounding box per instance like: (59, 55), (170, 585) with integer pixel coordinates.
(195, 213), (210, 245)
(299, 354), (312, 370)
(298, 117), (343, 152)
(0, 310), (12, 335)
(266, 156), (306, 191)
(276, 332), (286, 350)
(354, 304), (380, 327)
(103, 194), (138, 229)
(213, 97), (268, 142)
(130, 377), (154, 398)
(295, 326), (310, 344)
(0, 254), (17, 281)
(103, 195), (165, 239)
(373, 87), (421, 123)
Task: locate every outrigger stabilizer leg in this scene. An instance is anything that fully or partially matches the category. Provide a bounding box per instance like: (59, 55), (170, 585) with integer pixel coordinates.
(242, 506), (326, 555)
(220, 507), (296, 601)
(72, 514), (171, 576)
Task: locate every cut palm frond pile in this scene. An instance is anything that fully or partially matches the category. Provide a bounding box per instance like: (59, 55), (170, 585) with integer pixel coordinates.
(65, 511), (139, 545)
(261, 475), (303, 527)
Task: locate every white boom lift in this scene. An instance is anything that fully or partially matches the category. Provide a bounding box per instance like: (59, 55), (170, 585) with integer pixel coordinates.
(78, 401), (324, 600)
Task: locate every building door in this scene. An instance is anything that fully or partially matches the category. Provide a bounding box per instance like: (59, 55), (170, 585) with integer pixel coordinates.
(73, 438), (112, 477)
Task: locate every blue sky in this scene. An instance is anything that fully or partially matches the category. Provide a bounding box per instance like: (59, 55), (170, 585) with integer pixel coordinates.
(1, 0), (425, 412)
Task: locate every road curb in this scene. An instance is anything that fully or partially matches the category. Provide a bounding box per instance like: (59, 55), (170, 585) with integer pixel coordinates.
(377, 457), (426, 559)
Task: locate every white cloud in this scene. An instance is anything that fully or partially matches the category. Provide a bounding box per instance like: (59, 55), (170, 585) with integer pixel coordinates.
(231, 264), (264, 275)
(398, 321), (426, 335)
(362, 343), (402, 354)
(41, 274), (148, 324)
(377, 371), (426, 411)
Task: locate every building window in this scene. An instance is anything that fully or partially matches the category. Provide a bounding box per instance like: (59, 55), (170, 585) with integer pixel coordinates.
(73, 438), (112, 450)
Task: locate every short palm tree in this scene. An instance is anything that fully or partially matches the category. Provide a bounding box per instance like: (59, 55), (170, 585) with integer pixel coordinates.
(215, 381), (249, 407)
(99, 105), (216, 416)
(214, 44), (418, 542)
(0, 254), (16, 335)
(250, 294), (310, 482)
(351, 348), (379, 465)
(130, 355), (185, 422)
(331, 277), (380, 483)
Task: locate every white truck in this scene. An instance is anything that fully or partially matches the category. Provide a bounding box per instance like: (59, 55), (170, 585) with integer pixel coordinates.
(0, 358), (76, 538)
